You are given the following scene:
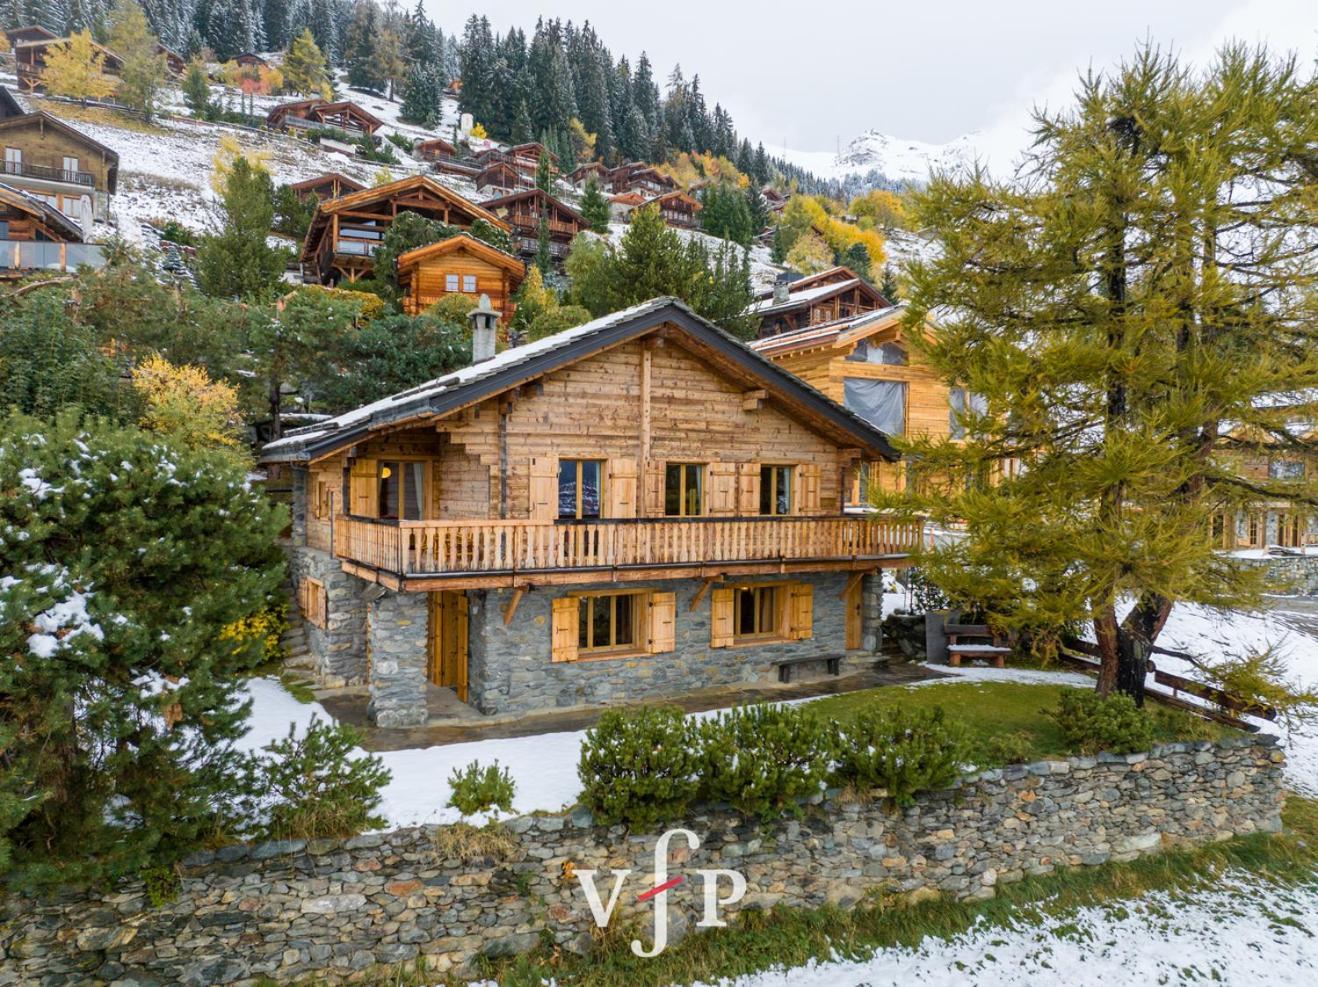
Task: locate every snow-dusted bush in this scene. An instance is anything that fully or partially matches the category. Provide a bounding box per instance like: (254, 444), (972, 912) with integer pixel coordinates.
(833, 706), (969, 804)
(0, 412), (286, 886)
(577, 706), (701, 828)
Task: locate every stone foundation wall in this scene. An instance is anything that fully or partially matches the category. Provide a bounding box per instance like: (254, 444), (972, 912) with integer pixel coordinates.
(367, 590), (430, 728)
(288, 544), (369, 688)
(468, 572), (871, 715)
(0, 738), (1284, 985)
(1237, 554), (1318, 596)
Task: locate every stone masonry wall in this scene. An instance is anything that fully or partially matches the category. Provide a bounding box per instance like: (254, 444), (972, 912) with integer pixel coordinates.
(468, 572), (870, 715)
(0, 738), (1284, 985)
(289, 545), (369, 687)
(367, 589), (430, 728)
(1237, 554), (1318, 596)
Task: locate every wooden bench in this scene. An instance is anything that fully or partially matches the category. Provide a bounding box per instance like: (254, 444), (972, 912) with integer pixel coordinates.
(945, 623), (1011, 668)
(771, 654), (843, 683)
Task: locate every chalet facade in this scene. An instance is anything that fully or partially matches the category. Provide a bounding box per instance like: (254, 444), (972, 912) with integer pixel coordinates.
(266, 99), (383, 138)
(609, 192), (645, 223)
(396, 234), (525, 318)
(474, 161), (524, 197)
(0, 99), (119, 230)
(2, 25), (56, 46)
(415, 137), (457, 163)
(1211, 432), (1317, 551)
(608, 163), (676, 196)
(752, 267), (892, 336)
(287, 172), (365, 202)
(300, 175), (508, 285)
(473, 142), (555, 188)
(647, 190), (700, 230)
(567, 161), (607, 189)
(262, 297), (913, 726)
(479, 187), (585, 263)
(14, 36), (123, 93)
(0, 181), (104, 276)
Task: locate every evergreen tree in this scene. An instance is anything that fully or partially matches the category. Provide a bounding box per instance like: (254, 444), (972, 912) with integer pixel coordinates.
(343, 0), (385, 92)
(399, 62), (443, 127)
(181, 54), (211, 118)
(897, 44), (1318, 700)
(457, 15), (496, 131)
(106, 0), (167, 121)
(579, 175), (610, 232)
(196, 156), (287, 302)
(534, 147), (552, 193)
(282, 27), (331, 97)
(510, 98), (533, 143)
(842, 241), (872, 280)
(879, 263), (900, 303)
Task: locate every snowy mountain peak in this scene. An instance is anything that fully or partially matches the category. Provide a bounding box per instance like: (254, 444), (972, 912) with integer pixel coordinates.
(780, 129), (982, 187)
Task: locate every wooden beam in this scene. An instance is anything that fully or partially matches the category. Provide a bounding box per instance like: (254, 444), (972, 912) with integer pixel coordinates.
(689, 576), (722, 612)
(639, 345), (652, 513)
(503, 587), (525, 625)
(741, 388), (767, 411)
(839, 571), (866, 600)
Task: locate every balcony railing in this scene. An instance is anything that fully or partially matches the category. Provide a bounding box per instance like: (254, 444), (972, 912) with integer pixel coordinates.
(332, 515), (919, 579)
(2, 159), (96, 187)
(335, 238), (380, 257)
(0, 240), (106, 273)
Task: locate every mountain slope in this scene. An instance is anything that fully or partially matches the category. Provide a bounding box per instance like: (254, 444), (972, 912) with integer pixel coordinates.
(780, 129), (981, 187)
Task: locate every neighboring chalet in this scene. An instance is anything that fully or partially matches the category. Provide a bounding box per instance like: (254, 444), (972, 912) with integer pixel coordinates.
(752, 267), (891, 336)
(1212, 430), (1317, 550)
(396, 234), (525, 317)
(234, 52), (269, 68)
(14, 36), (123, 93)
(479, 187), (586, 263)
(157, 44), (187, 76)
(287, 172), (365, 202)
(609, 191), (645, 223)
(608, 163), (676, 196)
(415, 137), (457, 163)
(300, 174), (508, 285)
(0, 98), (119, 230)
(0, 86), (23, 119)
(567, 161), (607, 190)
(646, 189), (700, 230)
(266, 99), (383, 138)
(474, 161), (522, 198)
(0, 181), (104, 276)
(2, 25), (56, 45)
(474, 142), (555, 187)
(261, 297), (913, 725)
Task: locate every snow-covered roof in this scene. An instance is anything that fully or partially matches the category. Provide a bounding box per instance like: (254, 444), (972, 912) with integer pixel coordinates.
(751, 303), (908, 357)
(749, 278), (864, 315)
(261, 296), (901, 464)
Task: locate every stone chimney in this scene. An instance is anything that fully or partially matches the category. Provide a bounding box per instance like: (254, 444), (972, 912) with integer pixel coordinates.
(773, 281), (790, 304)
(468, 293), (500, 364)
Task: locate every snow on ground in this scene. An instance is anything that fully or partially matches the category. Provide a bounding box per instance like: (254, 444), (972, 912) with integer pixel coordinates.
(695, 874), (1318, 987)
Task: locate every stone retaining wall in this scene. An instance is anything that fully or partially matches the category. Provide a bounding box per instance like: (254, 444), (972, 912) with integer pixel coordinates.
(1237, 554), (1318, 596)
(0, 737), (1285, 986)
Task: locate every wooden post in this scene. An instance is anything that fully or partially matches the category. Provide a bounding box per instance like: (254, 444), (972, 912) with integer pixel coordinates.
(638, 342), (652, 513)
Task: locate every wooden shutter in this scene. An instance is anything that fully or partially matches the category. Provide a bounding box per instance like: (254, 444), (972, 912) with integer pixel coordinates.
(551, 596), (578, 662)
(529, 455), (558, 520)
(647, 591), (676, 654)
(845, 578), (863, 650)
(737, 462), (760, 515)
(607, 458), (638, 518)
(788, 583), (814, 640)
(348, 458), (378, 517)
(707, 462), (737, 516)
(710, 587), (734, 648)
(643, 459), (666, 517)
(795, 464), (821, 514)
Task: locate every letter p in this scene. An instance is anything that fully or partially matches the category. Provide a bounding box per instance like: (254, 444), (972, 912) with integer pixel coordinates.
(694, 868), (747, 928)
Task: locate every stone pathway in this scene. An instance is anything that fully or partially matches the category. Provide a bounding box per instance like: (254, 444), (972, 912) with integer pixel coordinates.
(317, 661), (945, 752)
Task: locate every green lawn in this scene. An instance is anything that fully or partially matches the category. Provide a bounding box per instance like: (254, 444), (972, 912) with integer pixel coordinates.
(807, 680), (1227, 767)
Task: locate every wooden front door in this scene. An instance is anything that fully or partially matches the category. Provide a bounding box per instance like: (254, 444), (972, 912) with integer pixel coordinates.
(845, 578), (864, 650)
(428, 591), (469, 701)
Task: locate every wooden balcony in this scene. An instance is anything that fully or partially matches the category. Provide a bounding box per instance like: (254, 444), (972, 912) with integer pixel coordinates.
(331, 515), (919, 590)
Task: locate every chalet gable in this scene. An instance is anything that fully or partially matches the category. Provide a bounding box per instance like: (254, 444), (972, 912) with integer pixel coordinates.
(261, 297), (899, 465)
(751, 303), (911, 359)
(480, 187), (586, 227)
(396, 233), (525, 275)
(0, 181), (85, 240)
(0, 109), (120, 192)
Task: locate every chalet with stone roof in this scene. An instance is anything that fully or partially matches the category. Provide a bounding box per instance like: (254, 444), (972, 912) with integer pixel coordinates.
(752, 267), (892, 337)
(479, 187), (586, 264)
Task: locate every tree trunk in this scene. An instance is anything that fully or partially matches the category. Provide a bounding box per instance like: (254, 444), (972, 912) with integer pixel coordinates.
(1094, 606), (1120, 695)
(1116, 594), (1173, 706)
(269, 376), (282, 440)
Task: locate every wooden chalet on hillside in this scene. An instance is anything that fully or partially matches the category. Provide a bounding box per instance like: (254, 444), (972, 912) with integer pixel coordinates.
(266, 99), (383, 138)
(0, 181), (104, 276)
(2, 25), (56, 45)
(479, 187), (586, 263)
(299, 174), (508, 285)
(262, 297), (914, 725)
(287, 172), (366, 202)
(474, 161), (523, 197)
(752, 267), (891, 336)
(607, 163), (676, 196)
(646, 189), (700, 230)
(396, 234), (526, 318)
(14, 36), (123, 93)
(567, 161), (607, 189)
(474, 142), (555, 187)
(415, 137), (457, 163)
(0, 96), (119, 230)
(234, 52), (270, 68)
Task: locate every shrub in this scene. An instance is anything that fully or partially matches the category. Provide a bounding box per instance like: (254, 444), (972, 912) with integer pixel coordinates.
(261, 716), (391, 840)
(698, 705), (834, 821)
(981, 730), (1036, 766)
(578, 706), (701, 827)
(142, 864), (181, 907)
(833, 706), (968, 804)
(447, 760), (516, 817)
(433, 821), (518, 863)
(1049, 689), (1155, 755)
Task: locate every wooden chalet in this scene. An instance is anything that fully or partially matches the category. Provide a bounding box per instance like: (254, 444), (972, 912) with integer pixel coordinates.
(752, 267), (891, 336)
(567, 161), (607, 189)
(300, 174), (509, 285)
(14, 36), (123, 93)
(415, 137), (457, 163)
(234, 52), (269, 68)
(0, 180), (105, 276)
(0, 105), (119, 229)
(261, 297), (913, 724)
(288, 172), (366, 202)
(157, 44), (187, 76)
(395, 234), (526, 317)
(479, 187), (586, 263)
(266, 99), (383, 138)
(2, 25), (56, 45)
(609, 191), (645, 223)
(608, 163), (676, 196)
(646, 189), (700, 230)
(474, 161), (523, 197)
(1211, 429), (1317, 550)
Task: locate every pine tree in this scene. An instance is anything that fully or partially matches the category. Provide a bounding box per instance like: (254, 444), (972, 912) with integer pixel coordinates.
(399, 62), (442, 127)
(897, 44), (1318, 700)
(579, 175), (609, 232)
(343, 0), (385, 92)
(282, 27), (331, 97)
(196, 156), (287, 302)
(181, 54), (211, 118)
(510, 98), (532, 143)
(107, 0), (167, 121)
(534, 147), (552, 193)
(879, 263), (900, 303)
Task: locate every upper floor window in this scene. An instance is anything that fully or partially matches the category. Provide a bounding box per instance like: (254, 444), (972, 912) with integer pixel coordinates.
(4, 147), (19, 168)
(948, 387), (988, 440)
(462, 274), (477, 292)
(445, 273), (459, 291)
(664, 463), (704, 516)
(847, 340), (907, 365)
(378, 461), (426, 520)
(1269, 459), (1305, 480)
(760, 465), (793, 515)
(844, 378), (907, 436)
(62, 156), (79, 174)
(559, 459), (603, 519)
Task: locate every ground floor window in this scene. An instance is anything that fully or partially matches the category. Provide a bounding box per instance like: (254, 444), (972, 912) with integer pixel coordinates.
(578, 592), (640, 654)
(711, 581), (813, 648)
(734, 584), (784, 640)
(551, 589), (675, 661)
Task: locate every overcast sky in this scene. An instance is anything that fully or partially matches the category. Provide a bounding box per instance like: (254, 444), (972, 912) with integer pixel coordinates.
(424, 0), (1314, 166)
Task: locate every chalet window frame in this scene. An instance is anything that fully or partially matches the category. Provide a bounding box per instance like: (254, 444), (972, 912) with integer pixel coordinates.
(462, 274), (477, 293)
(558, 458), (605, 520)
(377, 458), (428, 521)
(445, 273), (459, 291)
(732, 582), (787, 643)
(297, 576), (328, 630)
(575, 590), (644, 657)
(664, 462), (705, 517)
(759, 464), (794, 516)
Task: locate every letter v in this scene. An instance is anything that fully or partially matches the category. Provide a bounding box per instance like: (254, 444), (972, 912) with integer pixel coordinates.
(575, 869), (632, 927)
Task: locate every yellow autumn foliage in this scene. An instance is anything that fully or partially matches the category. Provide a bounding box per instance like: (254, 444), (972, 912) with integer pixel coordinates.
(40, 30), (118, 102)
(778, 194), (886, 271)
(849, 188), (908, 231)
(658, 151), (748, 191)
(219, 602), (288, 667)
(131, 354), (245, 452)
(210, 134), (272, 195)
(470, 122), (488, 139)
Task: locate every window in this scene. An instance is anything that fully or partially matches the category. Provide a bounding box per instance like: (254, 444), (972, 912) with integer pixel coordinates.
(734, 585), (784, 640)
(577, 592), (640, 654)
(844, 378), (907, 436)
(445, 273), (459, 291)
(377, 461), (426, 520)
(847, 341), (907, 365)
(558, 459), (603, 519)
(62, 156), (79, 174)
(463, 274), (477, 292)
(0, 220), (8, 238)
(4, 147), (19, 168)
(313, 478), (335, 520)
(949, 387), (988, 440)
(664, 463), (704, 516)
(760, 465), (793, 515)
(1269, 459), (1305, 480)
